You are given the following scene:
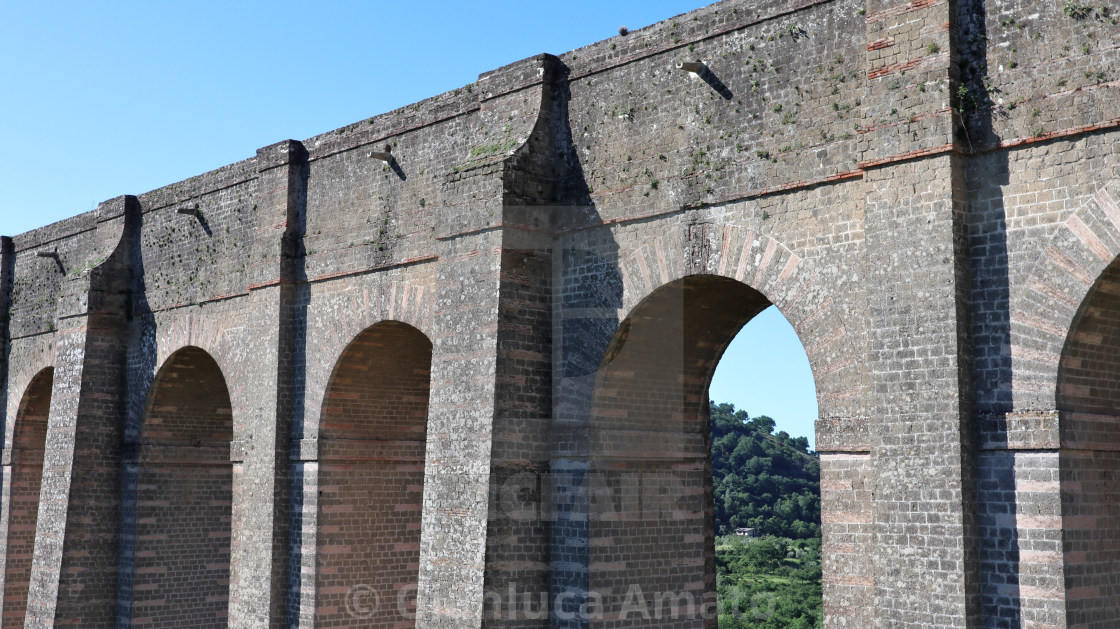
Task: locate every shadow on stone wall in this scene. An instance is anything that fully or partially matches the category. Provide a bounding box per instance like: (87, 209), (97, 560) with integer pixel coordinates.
(281, 159), (309, 627)
(545, 61), (627, 629)
(116, 205), (153, 626)
(958, 1), (1021, 625)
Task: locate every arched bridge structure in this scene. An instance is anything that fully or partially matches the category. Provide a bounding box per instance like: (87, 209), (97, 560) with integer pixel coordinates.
(1, 0), (1119, 627)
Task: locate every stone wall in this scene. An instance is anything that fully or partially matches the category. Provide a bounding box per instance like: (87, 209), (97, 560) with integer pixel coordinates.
(0, 0), (1118, 627)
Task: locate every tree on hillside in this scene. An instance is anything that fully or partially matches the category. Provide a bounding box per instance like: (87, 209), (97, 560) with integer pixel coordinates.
(709, 401), (820, 539)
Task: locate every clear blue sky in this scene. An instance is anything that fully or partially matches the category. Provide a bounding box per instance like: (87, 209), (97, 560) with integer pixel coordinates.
(711, 307), (818, 449)
(0, 0), (817, 446)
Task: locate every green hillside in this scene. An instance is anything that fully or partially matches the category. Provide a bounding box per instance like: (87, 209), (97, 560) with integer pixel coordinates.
(710, 401), (822, 628)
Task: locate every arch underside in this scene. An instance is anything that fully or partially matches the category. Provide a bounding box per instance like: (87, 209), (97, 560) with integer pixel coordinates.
(588, 275), (780, 628)
(315, 321), (432, 628)
(132, 347), (233, 628)
(2, 369), (52, 629)
(1059, 260), (1120, 628)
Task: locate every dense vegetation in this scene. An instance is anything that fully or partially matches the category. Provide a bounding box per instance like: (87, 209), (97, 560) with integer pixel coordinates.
(710, 401), (822, 628)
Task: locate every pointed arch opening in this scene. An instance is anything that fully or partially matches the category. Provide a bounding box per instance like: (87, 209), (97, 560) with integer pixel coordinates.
(2, 368), (52, 629)
(587, 274), (819, 627)
(1058, 259), (1120, 627)
(315, 320), (432, 627)
(132, 347), (232, 627)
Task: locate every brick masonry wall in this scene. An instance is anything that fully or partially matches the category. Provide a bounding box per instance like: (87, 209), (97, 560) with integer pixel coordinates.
(556, 0), (867, 230)
(863, 154), (976, 628)
(1056, 261), (1120, 628)
(975, 450), (1065, 628)
(415, 230), (505, 628)
(819, 453), (873, 627)
(293, 264), (436, 628)
(133, 163), (260, 314)
(586, 276), (770, 628)
(315, 321), (430, 628)
(481, 232), (554, 629)
(0, 368), (50, 628)
(956, 0), (1119, 153)
(0, 0), (1118, 627)
(1059, 264), (1120, 420)
(131, 347), (233, 628)
(965, 92), (1119, 629)
(16, 199), (132, 628)
(5, 212), (100, 340)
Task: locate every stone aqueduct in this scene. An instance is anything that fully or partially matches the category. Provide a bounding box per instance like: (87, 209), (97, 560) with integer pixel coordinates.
(2, 0), (1119, 626)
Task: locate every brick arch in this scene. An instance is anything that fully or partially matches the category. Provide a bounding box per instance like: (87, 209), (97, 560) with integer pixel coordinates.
(314, 320), (432, 628)
(1052, 211), (1120, 628)
(131, 346), (233, 628)
(616, 224), (861, 416)
(3, 342), (55, 448)
(1010, 180), (1120, 411)
(1, 367), (52, 629)
(593, 223), (853, 625)
(1056, 255), (1120, 627)
(148, 313), (246, 410)
(1008, 180), (1120, 628)
(303, 279), (435, 440)
(588, 275), (773, 628)
(1058, 261), (1120, 422)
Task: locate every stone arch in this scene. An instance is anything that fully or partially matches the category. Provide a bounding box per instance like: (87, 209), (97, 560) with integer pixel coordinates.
(1010, 180), (1120, 414)
(131, 346), (233, 628)
(314, 320), (432, 627)
(146, 311), (246, 409)
(1, 368), (52, 629)
(1054, 250), (1120, 628)
(303, 278), (436, 442)
(586, 273), (822, 627)
(1003, 179), (1120, 627)
(615, 224), (861, 418)
(3, 340), (56, 451)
